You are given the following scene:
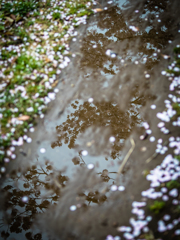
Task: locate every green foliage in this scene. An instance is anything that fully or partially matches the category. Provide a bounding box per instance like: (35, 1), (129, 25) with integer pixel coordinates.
(45, 0), (51, 7)
(174, 205), (180, 214)
(0, 49), (16, 60)
(15, 27), (29, 39)
(175, 155), (180, 161)
(33, 11), (40, 17)
(77, 9), (93, 17)
(67, 3), (87, 15)
(142, 169), (150, 177)
(174, 47), (180, 54)
(0, 24), (5, 31)
(25, 20), (34, 27)
(140, 231), (155, 240)
(15, 54), (42, 72)
(166, 69), (180, 76)
(172, 102), (180, 116)
(0, 0), (94, 162)
(52, 12), (61, 20)
(149, 201), (165, 214)
(1, 0), (39, 17)
(166, 180), (180, 189)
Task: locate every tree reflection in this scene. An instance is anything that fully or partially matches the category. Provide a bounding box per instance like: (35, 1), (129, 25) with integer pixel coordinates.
(52, 97), (143, 160)
(0, 161), (68, 239)
(0, 159), (108, 239)
(81, 4), (173, 76)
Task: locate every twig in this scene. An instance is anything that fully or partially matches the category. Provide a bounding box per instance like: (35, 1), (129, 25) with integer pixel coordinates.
(146, 152), (159, 163)
(146, 140), (168, 163)
(118, 138), (135, 174)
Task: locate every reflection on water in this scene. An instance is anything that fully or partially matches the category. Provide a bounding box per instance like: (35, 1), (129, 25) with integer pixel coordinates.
(0, 0), (176, 239)
(52, 96), (143, 160)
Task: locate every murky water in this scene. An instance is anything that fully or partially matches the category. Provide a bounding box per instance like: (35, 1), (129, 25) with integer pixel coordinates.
(0, 0), (178, 239)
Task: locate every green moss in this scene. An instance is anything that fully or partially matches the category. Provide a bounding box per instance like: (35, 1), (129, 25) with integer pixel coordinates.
(166, 180), (180, 189)
(149, 201), (166, 214)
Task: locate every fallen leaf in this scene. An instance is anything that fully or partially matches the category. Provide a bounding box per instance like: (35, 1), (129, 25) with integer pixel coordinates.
(10, 14), (16, 20)
(18, 115), (30, 121)
(4, 31), (13, 36)
(43, 56), (52, 63)
(5, 17), (14, 23)
(51, 80), (58, 88)
(161, 54), (171, 59)
(93, 8), (103, 13)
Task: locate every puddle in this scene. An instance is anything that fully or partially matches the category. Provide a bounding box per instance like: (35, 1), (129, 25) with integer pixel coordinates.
(0, 0), (178, 239)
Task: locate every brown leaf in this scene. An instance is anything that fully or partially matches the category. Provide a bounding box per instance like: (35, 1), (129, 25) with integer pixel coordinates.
(18, 115), (30, 121)
(4, 31), (13, 36)
(10, 14), (16, 20)
(44, 56), (52, 63)
(51, 80), (58, 88)
(94, 8), (103, 13)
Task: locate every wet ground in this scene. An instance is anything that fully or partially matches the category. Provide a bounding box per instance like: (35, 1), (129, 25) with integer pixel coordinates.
(0, 0), (180, 239)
